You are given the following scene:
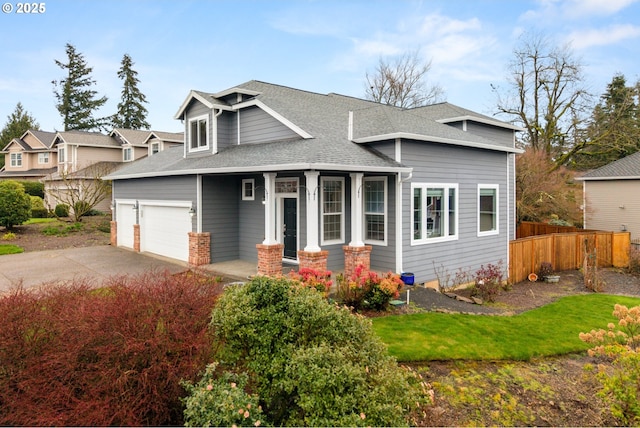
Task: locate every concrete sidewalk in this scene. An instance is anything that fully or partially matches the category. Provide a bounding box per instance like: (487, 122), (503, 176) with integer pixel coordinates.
(0, 246), (188, 292)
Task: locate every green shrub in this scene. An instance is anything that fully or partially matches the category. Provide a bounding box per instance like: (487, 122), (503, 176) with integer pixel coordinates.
(2, 232), (16, 241)
(184, 276), (419, 427)
(54, 203), (69, 217)
(19, 181), (44, 198)
(30, 208), (49, 218)
(0, 180), (31, 229)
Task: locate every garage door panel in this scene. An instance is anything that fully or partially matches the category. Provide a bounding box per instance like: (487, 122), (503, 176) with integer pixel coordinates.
(140, 205), (191, 261)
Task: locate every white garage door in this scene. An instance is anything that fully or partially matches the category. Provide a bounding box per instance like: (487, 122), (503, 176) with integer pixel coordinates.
(140, 204), (192, 261)
(116, 201), (136, 249)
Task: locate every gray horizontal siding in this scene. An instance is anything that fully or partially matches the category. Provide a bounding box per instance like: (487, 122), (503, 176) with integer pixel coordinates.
(239, 175), (265, 261)
(240, 106), (298, 144)
(216, 111), (236, 151)
(202, 176), (239, 263)
(465, 122), (514, 148)
(400, 141), (510, 284)
(113, 176), (197, 202)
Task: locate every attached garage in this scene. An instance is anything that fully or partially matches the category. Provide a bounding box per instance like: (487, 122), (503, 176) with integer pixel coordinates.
(115, 200), (137, 249)
(139, 201), (193, 262)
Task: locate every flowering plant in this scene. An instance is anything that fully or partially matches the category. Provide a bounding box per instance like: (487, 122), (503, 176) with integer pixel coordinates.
(288, 268), (333, 296)
(336, 264), (403, 311)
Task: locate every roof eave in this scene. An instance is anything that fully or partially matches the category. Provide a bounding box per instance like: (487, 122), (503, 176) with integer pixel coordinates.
(353, 132), (523, 154)
(436, 115), (525, 132)
(106, 162), (412, 180)
(576, 175), (640, 181)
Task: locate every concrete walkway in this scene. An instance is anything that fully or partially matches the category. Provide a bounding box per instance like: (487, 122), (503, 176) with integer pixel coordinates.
(0, 246), (189, 292)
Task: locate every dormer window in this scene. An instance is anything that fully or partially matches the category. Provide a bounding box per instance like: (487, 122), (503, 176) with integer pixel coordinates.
(150, 142), (160, 155)
(10, 153), (22, 167)
(189, 115), (208, 151)
(123, 147), (133, 162)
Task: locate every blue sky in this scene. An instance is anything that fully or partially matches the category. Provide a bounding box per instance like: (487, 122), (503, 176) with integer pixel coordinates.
(1, 0), (639, 133)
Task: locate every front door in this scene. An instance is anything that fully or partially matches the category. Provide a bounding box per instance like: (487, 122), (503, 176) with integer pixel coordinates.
(283, 198), (297, 259)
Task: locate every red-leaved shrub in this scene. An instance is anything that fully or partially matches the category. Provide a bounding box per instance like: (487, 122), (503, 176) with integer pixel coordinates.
(0, 269), (223, 426)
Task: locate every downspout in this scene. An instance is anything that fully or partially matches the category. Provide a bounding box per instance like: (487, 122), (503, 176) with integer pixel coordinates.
(237, 109), (241, 145)
(196, 174), (202, 233)
(506, 153), (510, 280)
(212, 108), (222, 154)
(395, 170), (413, 274)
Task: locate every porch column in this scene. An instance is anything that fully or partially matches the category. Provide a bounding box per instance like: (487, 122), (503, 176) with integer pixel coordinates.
(133, 224), (140, 252)
(304, 170), (320, 252)
(349, 172), (364, 247)
(110, 221), (117, 246)
(188, 232), (211, 266)
(256, 172), (283, 275)
(263, 172), (277, 245)
(344, 172), (370, 277)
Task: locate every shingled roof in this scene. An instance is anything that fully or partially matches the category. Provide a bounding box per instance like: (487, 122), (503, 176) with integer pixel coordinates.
(108, 80), (519, 180)
(577, 151), (640, 181)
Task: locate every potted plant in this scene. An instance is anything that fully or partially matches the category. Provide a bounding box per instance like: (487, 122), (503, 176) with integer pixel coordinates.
(538, 261), (560, 283)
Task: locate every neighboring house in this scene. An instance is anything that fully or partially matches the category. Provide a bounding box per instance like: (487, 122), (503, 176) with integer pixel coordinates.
(106, 80), (522, 284)
(0, 130), (58, 180)
(576, 151), (640, 243)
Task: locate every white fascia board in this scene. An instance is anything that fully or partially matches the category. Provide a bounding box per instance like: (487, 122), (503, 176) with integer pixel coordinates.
(106, 163), (413, 180)
(1, 139), (23, 152)
(437, 115), (525, 132)
(232, 99), (314, 139)
(353, 132), (524, 154)
(173, 90), (216, 119)
(576, 176), (640, 181)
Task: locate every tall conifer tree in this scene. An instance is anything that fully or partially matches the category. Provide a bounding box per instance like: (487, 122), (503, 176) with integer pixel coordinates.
(52, 43), (108, 131)
(112, 54), (150, 129)
(0, 103), (39, 168)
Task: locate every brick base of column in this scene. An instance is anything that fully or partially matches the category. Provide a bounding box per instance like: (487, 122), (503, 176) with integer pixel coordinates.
(110, 221), (117, 246)
(298, 250), (329, 272)
(133, 224), (140, 252)
(189, 232), (211, 266)
(256, 243), (284, 276)
(343, 245), (372, 277)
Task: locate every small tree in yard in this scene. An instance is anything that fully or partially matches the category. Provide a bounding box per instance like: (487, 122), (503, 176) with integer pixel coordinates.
(45, 162), (115, 221)
(0, 180), (31, 229)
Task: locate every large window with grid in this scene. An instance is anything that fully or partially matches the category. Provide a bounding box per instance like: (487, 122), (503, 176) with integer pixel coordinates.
(10, 153), (22, 167)
(412, 183), (458, 244)
(321, 177), (344, 244)
(363, 177), (387, 244)
(189, 115), (208, 151)
(478, 184), (499, 236)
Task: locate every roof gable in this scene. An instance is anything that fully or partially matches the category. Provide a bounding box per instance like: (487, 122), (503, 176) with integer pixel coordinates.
(578, 151), (640, 181)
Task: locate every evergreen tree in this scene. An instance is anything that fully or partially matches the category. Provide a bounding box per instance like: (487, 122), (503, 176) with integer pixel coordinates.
(52, 43), (108, 131)
(112, 54), (150, 129)
(0, 103), (39, 169)
(561, 74), (640, 170)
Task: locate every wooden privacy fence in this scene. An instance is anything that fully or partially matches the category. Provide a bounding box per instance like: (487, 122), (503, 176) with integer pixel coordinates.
(509, 231), (631, 284)
(516, 221), (600, 239)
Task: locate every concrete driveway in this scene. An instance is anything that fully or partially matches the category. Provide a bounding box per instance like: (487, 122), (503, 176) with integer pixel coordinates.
(0, 246), (188, 293)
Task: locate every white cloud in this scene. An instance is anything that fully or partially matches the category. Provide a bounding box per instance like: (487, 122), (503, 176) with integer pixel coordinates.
(563, 0), (639, 17)
(567, 24), (640, 49)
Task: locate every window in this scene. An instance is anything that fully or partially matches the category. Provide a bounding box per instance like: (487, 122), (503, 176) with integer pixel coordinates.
(10, 153), (22, 167)
(38, 152), (49, 164)
(242, 179), (255, 201)
(321, 177), (344, 244)
(363, 177), (387, 244)
(123, 147), (132, 162)
(412, 183), (458, 244)
(58, 147), (65, 163)
(478, 185), (499, 236)
(189, 116), (208, 150)
(150, 142), (160, 155)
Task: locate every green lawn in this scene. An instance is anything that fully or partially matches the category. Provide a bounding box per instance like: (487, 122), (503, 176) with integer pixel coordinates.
(373, 294), (640, 361)
(0, 244), (24, 255)
(23, 218), (58, 225)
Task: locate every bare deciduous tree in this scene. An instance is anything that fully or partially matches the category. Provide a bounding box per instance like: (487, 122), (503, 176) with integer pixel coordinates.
(493, 33), (591, 159)
(45, 162), (116, 222)
(365, 51), (444, 108)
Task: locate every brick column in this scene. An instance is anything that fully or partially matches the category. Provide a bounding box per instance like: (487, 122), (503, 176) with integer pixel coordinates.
(256, 243), (284, 276)
(133, 224), (140, 252)
(298, 250), (329, 272)
(188, 232), (211, 266)
(110, 221), (117, 246)
(343, 245), (372, 277)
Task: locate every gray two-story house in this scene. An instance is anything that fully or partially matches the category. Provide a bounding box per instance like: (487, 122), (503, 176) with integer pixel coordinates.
(106, 80), (522, 284)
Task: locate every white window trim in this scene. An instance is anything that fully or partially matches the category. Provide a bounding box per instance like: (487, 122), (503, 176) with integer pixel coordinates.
(320, 176), (345, 245)
(242, 178), (255, 201)
(363, 176), (387, 246)
(411, 182), (459, 245)
(477, 184), (499, 237)
(10, 152), (22, 167)
(188, 114), (209, 152)
(38, 152), (49, 164)
(150, 142), (160, 155)
(123, 147), (133, 162)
